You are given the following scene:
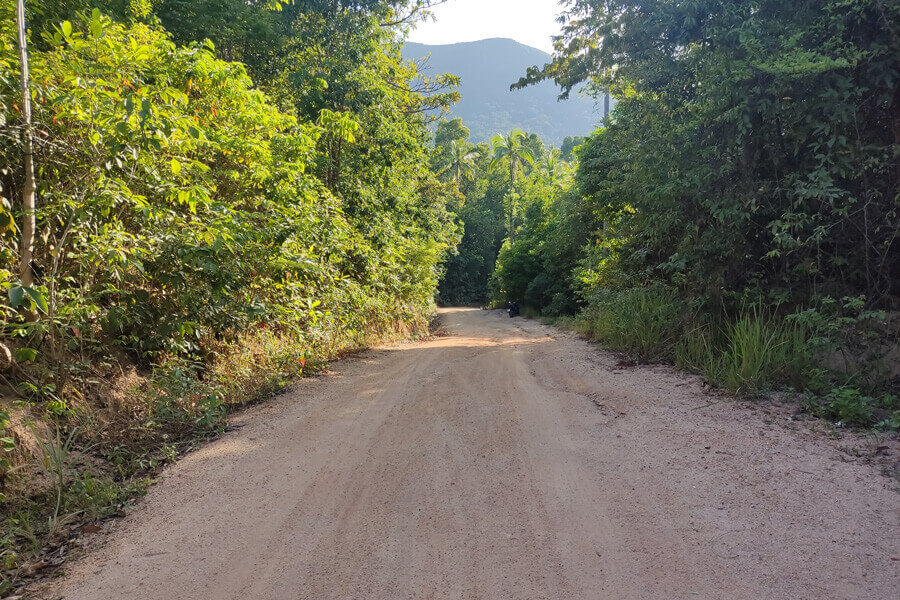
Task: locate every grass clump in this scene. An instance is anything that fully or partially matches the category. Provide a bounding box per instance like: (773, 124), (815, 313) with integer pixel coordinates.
(676, 306), (813, 394)
(579, 289), (683, 361)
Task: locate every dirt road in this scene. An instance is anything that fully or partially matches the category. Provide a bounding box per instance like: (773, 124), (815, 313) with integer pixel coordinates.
(58, 308), (898, 599)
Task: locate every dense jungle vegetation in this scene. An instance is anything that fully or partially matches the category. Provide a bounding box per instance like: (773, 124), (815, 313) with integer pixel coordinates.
(0, 0), (897, 590)
(440, 0), (898, 429)
(0, 0), (459, 587)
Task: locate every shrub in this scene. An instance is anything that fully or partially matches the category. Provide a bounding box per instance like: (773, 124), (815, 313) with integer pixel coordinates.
(805, 387), (899, 430)
(0, 8), (456, 581)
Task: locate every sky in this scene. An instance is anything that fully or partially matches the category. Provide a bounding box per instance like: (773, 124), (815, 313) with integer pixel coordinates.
(408, 0), (564, 54)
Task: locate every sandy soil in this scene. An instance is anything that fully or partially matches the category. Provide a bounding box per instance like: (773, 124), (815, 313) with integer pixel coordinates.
(53, 308), (898, 599)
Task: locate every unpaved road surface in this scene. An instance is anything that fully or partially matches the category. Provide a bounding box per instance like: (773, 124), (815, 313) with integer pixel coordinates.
(58, 308), (899, 599)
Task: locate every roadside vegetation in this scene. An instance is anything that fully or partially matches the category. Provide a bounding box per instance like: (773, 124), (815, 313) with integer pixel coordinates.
(0, 0), (897, 593)
(0, 0), (459, 591)
(440, 0), (898, 431)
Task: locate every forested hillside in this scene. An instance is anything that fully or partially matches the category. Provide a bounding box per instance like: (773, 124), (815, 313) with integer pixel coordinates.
(0, 0), (459, 586)
(403, 38), (603, 144)
(441, 0), (898, 429)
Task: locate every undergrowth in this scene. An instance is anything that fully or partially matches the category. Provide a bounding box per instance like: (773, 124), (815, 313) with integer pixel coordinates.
(0, 310), (430, 594)
(558, 289), (898, 430)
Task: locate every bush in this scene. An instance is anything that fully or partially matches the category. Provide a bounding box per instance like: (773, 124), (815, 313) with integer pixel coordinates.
(0, 7), (456, 584)
(805, 387), (899, 430)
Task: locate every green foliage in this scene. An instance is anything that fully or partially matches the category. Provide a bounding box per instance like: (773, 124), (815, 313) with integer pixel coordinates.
(438, 198), (503, 305)
(0, 4), (456, 369)
(0, 0), (459, 579)
(786, 296), (894, 391)
(559, 135), (584, 161)
(490, 129), (534, 240)
(524, 0), (898, 306)
(675, 307), (813, 393)
(476, 0), (899, 416)
(0, 410), (13, 488)
(805, 387), (899, 430)
(4, 10), (327, 358)
(145, 359), (226, 437)
(579, 288), (683, 361)
(33, 425), (80, 530)
(435, 121), (506, 305)
(433, 117), (470, 149)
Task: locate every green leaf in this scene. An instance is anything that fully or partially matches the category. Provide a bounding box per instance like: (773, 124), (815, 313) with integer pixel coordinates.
(23, 287), (48, 314)
(13, 348), (37, 363)
(170, 159), (182, 175)
(8, 285), (24, 308)
(61, 21), (73, 38)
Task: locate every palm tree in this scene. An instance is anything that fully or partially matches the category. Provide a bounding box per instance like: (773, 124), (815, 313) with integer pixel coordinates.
(440, 141), (479, 189)
(491, 129), (534, 240)
(543, 148), (563, 186)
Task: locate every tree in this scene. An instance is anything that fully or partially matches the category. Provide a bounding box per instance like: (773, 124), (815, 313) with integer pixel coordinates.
(433, 117), (469, 149)
(14, 0), (35, 289)
(439, 140), (480, 189)
(559, 135), (584, 161)
(542, 148), (564, 186)
(490, 129), (533, 240)
(517, 0), (899, 305)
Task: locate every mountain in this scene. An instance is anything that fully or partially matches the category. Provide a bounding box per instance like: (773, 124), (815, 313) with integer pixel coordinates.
(402, 38), (605, 146)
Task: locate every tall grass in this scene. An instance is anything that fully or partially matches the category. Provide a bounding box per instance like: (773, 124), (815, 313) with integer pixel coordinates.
(581, 289), (683, 360)
(720, 309), (809, 392)
(674, 306), (813, 393)
(575, 289), (815, 395)
(571, 288), (897, 427)
(33, 427), (79, 534)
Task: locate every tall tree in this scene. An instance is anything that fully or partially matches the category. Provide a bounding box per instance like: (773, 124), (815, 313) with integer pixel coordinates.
(517, 0), (899, 304)
(433, 117), (470, 149)
(440, 140), (479, 189)
(542, 148), (564, 186)
(15, 0), (35, 288)
(491, 129), (533, 240)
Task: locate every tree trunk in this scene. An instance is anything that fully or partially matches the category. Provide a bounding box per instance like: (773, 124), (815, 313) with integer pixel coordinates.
(16, 0), (36, 288)
(892, 81), (900, 187)
(508, 157), (516, 241)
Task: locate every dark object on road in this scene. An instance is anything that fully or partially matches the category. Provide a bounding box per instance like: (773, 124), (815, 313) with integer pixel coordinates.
(507, 301), (520, 318)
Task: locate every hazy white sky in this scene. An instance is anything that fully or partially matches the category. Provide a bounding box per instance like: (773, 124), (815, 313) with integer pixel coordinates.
(408, 0), (564, 53)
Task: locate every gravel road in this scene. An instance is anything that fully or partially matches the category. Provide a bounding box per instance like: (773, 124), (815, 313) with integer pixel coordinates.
(57, 307), (899, 599)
